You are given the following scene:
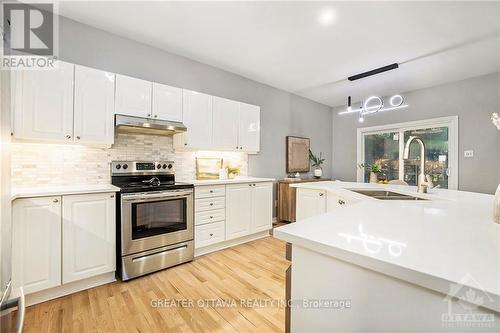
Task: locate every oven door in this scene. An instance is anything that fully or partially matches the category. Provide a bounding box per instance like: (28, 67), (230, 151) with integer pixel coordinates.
(121, 189), (193, 256)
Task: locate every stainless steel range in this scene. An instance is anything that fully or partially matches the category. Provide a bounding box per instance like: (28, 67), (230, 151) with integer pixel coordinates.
(112, 161), (194, 280)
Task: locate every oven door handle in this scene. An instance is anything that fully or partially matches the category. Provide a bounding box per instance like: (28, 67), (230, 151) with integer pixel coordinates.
(122, 190), (193, 201)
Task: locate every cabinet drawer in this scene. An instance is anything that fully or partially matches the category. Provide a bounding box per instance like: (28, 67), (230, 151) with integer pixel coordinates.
(195, 196), (225, 212)
(195, 185), (226, 199)
(195, 221), (225, 248)
(195, 209), (225, 226)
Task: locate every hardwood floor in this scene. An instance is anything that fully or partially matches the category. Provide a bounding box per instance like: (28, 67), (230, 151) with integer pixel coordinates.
(19, 236), (288, 333)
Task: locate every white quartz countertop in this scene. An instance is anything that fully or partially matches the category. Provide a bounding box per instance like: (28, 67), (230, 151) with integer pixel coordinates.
(11, 184), (120, 200)
(274, 181), (500, 312)
(190, 177), (275, 186)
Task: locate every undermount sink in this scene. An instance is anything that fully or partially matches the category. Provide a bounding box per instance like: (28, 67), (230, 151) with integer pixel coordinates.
(347, 189), (427, 201)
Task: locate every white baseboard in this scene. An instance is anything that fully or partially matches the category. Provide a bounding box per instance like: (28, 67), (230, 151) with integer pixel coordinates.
(194, 230), (270, 257)
(24, 272), (116, 307)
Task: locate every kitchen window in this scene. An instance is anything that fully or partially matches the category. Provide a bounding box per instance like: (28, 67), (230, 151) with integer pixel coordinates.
(357, 116), (458, 189)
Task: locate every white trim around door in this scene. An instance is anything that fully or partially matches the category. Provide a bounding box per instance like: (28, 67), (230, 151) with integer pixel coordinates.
(357, 116), (459, 189)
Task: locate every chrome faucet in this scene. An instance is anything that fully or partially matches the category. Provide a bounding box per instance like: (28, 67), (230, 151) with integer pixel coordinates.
(403, 136), (429, 193)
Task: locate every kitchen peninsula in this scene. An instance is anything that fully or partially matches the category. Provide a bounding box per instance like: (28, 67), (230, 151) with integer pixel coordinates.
(274, 181), (500, 332)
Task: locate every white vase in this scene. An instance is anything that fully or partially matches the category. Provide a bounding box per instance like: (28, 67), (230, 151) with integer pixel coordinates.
(314, 168), (322, 178)
(369, 172), (378, 183)
(494, 184), (500, 224)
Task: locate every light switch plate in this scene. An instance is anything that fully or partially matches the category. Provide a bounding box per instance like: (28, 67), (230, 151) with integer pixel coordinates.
(464, 150), (474, 158)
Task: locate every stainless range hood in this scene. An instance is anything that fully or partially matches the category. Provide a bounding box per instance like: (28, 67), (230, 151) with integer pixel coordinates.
(115, 115), (187, 136)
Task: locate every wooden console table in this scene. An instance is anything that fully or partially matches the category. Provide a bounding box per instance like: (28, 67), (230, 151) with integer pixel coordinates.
(277, 178), (331, 223)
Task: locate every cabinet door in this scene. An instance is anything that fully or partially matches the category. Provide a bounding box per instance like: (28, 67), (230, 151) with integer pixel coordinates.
(212, 96), (239, 150)
(62, 193), (116, 284)
(12, 61), (74, 141)
(115, 74), (152, 118)
(181, 89), (213, 148)
(238, 103), (260, 152)
(12, 197), (62, 294)
(152, 83), (183, 122)
(225, 184), (252, 240)
(251, 182), (273, 233)
(295, 188), (326, 221)
(74, 65), (115, 145)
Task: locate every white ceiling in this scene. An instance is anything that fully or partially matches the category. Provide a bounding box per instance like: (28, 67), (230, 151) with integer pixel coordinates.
(56, 1), (500, 107)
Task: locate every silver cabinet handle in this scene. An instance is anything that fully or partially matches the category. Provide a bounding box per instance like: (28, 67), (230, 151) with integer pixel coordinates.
(1, 287), (25, 333)
(66, 135), (71, 139)
(319, 193), (324, 196)
(53, 198), (59, 203)
(209, 190), (214, 193)
(338, 199), (345, 205)
(110, 195), (115, 198)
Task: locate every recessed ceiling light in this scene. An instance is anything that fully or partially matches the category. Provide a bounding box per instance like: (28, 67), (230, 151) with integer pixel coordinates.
(318, 8), (336, 26)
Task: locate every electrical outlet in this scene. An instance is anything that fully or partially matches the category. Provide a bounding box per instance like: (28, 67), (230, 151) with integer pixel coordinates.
(464, 150), (474, 158)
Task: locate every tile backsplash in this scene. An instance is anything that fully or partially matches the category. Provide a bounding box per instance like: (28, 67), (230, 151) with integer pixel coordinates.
(11, 134), (248, 187)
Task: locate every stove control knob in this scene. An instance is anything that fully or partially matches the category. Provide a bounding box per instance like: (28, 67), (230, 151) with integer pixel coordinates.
(167, 164), (173, 169)
(123, 164), (128, 170)
(162, 164), (168, 169)
(157, 164), (162, 169)
(116, 164), (121, 170)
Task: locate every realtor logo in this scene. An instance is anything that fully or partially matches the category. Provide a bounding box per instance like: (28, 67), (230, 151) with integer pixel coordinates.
(3, 2), (53, 55)
(442, 273), (495, 329)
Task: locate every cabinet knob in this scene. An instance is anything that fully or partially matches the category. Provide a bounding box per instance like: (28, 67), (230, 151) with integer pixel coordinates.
(209, 190), (214, 193)
(147, 114), (151, 117)
(110, 195), (115, 198)
(154, 115), (158, 118)
(66, 135), (71, 139)
(76, 136), (81, 140)
(209, 203), (214, 206)
(240, 147), (243, 150)
(209, 233), (214, 237)
(319, 193), (324, 196)
(338, 199), (345, 205)
(249, 184), (252, 186)
(209, 216), (213, 219)
(236, 146), (239, 149)
(184, 143), (188, 146)
(53, 199), (59, 203)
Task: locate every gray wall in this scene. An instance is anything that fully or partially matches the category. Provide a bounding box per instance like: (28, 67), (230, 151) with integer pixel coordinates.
(57, 16), (332, 213)
(332, 72), (500, 194)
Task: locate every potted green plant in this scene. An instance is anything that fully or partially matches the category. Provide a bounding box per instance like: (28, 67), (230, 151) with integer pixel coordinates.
(309, 150), (325, 178)
(358, 163), (382, 183)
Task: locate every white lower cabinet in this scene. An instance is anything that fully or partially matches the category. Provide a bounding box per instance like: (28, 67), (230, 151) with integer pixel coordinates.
(250, 182), (273, 233)
(194, 182), (273, 251)
(195, 221), (225, 248)
(12, 192), (116, 295)
(225, 184), (253, 240)
(296, 188), (327, 221)
(226, 182), (273, 240)
(62, 193), (116, 284)
(12, 197), (62, 294)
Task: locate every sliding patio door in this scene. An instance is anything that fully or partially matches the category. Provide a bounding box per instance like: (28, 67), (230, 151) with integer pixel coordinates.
(357, 117), (458, 189)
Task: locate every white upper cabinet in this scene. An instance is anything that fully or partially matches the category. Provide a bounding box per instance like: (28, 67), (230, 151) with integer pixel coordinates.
(177, 89), (213, 149)
(152, 83), (183, 122)
(115, 74), (152, 118)
(212, 96), (239, 150)
(62, 193), (116, 284)
(12, 61), (74, 142)
(238, 103), (260, 152)
(74, 65), (115, 146)
(12, 196), (62, 295)
(250, 182), (273, 233)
